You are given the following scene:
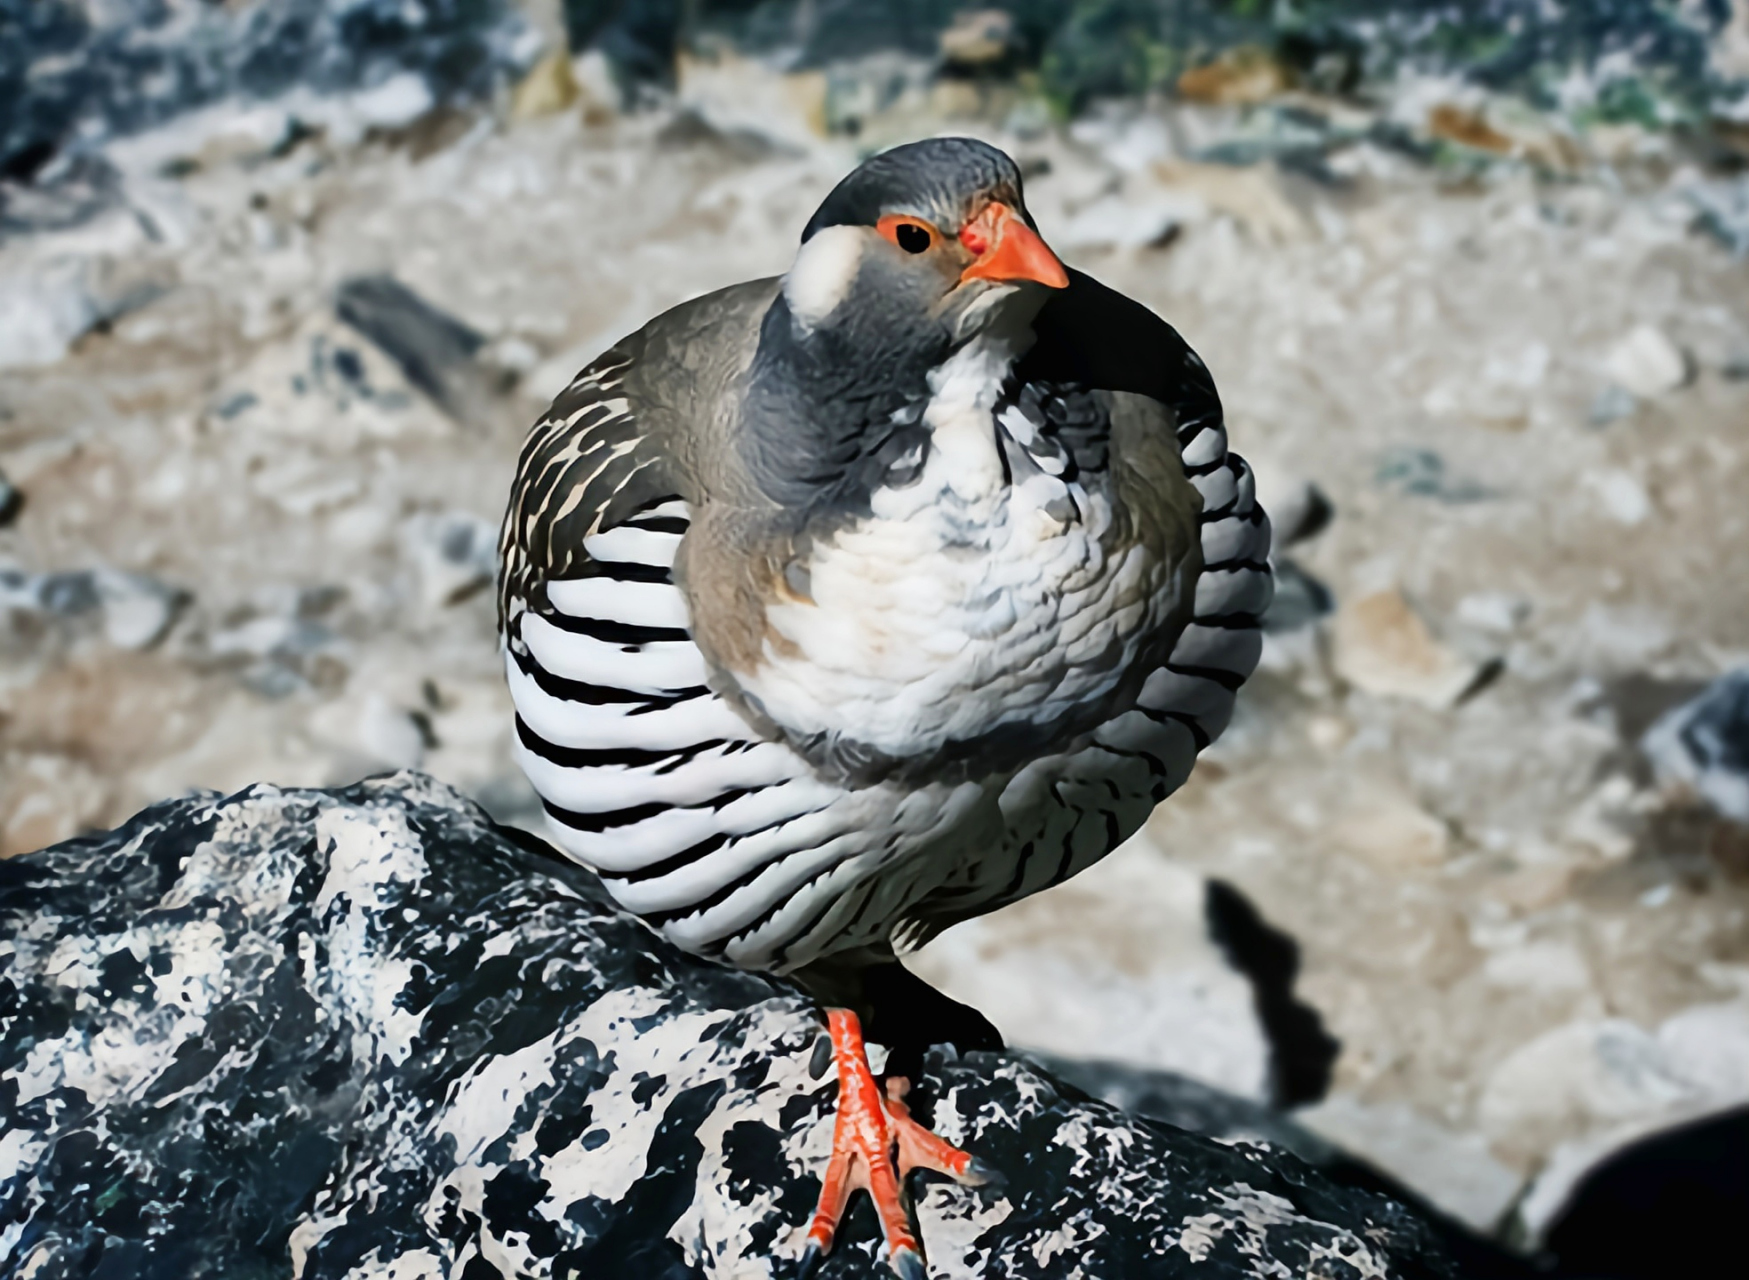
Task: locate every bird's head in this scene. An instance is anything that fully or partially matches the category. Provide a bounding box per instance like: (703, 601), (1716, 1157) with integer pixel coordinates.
(782, 137), (1068, 348)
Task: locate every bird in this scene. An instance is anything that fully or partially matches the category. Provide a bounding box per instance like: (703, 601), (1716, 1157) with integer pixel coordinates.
(498, 136), (1270, 1278)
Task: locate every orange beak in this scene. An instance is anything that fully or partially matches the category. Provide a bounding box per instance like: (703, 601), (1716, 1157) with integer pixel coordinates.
(958, 202), (1069, 290)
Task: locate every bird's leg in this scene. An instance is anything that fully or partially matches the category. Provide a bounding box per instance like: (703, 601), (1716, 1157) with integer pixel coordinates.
(798, 1008), (989, 1280)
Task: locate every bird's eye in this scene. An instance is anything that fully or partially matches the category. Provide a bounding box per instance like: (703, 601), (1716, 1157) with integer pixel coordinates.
(894, 222), (931, 253)
(895, 222), (937, 251)
(876, 215), (939, 255)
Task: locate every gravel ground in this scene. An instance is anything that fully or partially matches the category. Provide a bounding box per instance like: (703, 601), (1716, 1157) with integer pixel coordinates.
(4, 50), (1748, 1244)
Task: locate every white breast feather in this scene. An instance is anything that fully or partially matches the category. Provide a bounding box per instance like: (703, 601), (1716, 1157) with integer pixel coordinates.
(737, 329), (1182, 763)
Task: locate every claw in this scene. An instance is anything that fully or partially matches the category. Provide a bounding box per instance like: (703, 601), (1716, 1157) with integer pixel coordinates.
(963, 1156), (1005, 1191)
(891, 1245), (928, 1280)
(809, 1033), (834, 1081)
(796, 1243), (822, 1279)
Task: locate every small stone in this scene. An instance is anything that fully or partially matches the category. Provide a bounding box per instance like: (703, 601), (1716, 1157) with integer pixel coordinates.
(33, 571), (101, 618)
(334, 276), (492, 423)
(1482, 941), (1592, 993)
(92, 569), (189, 651)
(1486, 864), (1578, 914)
(404, 511), (498, 608)
(1057, 193), (1189, 251)
(1456, 592), (1530, 635)
(1305, 714), (1353, 753)
(939, 9), (1017, 70)
(1605, 324), (1690, 398)
(357, 694), (428, 770)
(1254, 468), (1334, 548)
(1177, 46), (1290, 105)
(1587, 383), (1638, 426)
(1333, 589), (1490, 709)
(1374, 447), (1491, 504)
(0, 469), (21, 526)
(1330, 784), (1451, 869)
(1640, 669), (1749, 824)
(1585, 469), (1652, 526)
(1426, 104), (1514, 154)
(1263, 557), (1335, 634)
(511, 49), (579, 119)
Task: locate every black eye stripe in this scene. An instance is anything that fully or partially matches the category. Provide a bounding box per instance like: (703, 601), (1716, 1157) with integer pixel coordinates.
(895, 222), (931, 253)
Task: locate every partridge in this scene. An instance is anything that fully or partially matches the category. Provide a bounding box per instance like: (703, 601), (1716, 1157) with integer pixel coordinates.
(499, 137), (1270, 1277)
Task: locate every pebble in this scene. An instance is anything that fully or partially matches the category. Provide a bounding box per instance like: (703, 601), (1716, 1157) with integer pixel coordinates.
(1456, 591), (1531, 635)
(1057, 192), (1189, 250)
(1640, 669), (1749, 823)
(1329, 784), (1451, 869)
(1253, 468), (1333, 548)
(0, 468), (21, 526)
(938, 8), (1017, 69)
(1604, 324), (1690, 398)
(1332, 589), (1490, 708)
(403, 511), (499, 609)
(92, 569), (189, 650)
(1587, 383), (1638, 426)
(510, 50), (579, 120)
(0, 565), (187, 649)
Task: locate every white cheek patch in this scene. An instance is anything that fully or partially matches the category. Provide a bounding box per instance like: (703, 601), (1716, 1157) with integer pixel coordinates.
(783, 225), (866, 328)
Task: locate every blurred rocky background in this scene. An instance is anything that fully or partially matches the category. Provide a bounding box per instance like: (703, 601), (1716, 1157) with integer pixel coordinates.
(3, 0), (1748, 1267)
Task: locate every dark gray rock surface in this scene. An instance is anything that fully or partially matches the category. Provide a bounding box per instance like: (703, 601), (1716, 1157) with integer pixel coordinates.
(0, 773), (1471, 1278)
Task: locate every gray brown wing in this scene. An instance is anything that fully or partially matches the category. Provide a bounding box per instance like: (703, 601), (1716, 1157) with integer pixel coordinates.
(496, 338), (684, 641)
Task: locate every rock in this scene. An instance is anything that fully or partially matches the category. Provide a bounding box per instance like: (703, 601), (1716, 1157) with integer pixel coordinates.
(1585, 468), (1652, 527)
(1541, 1106), (1749, 1280)
(1263, 557), (1335, 634)
(1496, 1000), (1749, 1239)
(1254, 470), (1334, 549)
(938, 9), (1019, 72)
(1640, 669), (1749, 823)
(91, 569), (189, 651)
(334, 276), (496, 423)
(1330, 783), (1452, 870)
(0, 775), (1474, 1278)
(1604, 324), (1690, 398)
(511, 49), (580, 119)
(1178, 46), (1292, 106)
(1684, 175), (1749, 258)
(1587, 384), (1638, 426)
(1332, 589), (1491, 709)
(1426, 104), (1514, 154)
(1455, 592), (1530, 636)
(2, 0), (538, 179)
(0, 468), (21, 527)
(211, 316), (442, 448)
(0, 250), (170, 371)
(1152, 160), (1308, 244)
(402, 510), (499, 608)
(1056, 191), (1190, 251)
(1374, 448), (1491, 504)
(0, 566), (186, 650)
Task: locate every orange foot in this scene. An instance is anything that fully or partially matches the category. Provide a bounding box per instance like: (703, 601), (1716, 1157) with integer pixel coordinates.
(798, 1008), (996, 1280)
